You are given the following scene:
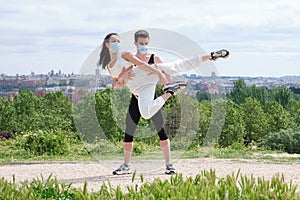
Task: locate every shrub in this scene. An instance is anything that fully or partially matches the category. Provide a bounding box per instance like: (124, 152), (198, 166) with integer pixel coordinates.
(17, 130), (80, 156)
(260, 129), (300, 154)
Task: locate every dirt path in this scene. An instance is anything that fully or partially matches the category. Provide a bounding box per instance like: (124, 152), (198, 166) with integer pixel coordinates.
(1, 158), (299, 192)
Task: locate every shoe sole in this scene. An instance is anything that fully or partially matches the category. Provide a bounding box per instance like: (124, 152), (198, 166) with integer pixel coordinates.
(165, 170), (176, 175)
(163, 81), (187, 91)
(212, 50), (229, 60)
(113, 171), (132, 175)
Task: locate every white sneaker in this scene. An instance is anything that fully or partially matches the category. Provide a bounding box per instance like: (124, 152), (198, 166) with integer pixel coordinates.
(113, 164), (132, 175)
(165, 163), (176, 175)
(163, 81), (187, 95)
(210, 49), (230, 60)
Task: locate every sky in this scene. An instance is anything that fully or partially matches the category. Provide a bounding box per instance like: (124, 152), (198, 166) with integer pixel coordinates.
(0, 0), (300, 77)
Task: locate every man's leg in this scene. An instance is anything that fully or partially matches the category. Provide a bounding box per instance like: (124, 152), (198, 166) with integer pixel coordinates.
(151, 93), (176, 174)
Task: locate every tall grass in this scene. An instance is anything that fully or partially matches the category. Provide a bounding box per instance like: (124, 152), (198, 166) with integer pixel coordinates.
(0, 169), (299, 199)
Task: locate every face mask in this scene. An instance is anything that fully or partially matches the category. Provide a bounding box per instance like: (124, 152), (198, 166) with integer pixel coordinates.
(110, 42), (120, 53)
(138, 44), (148, 55)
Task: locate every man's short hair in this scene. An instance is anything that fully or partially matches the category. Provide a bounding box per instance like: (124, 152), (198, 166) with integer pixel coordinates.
(134, 30), (150, 42)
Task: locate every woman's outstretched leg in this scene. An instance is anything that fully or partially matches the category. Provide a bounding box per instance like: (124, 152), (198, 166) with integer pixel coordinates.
(156, 49), (229, 76)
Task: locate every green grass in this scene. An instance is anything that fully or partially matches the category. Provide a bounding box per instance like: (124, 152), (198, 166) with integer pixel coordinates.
(0, 170), (299, 199)
(1, 138), (300, 164)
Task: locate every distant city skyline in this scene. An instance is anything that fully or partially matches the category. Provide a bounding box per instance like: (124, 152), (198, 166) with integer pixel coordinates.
(1, 0), (300, 77)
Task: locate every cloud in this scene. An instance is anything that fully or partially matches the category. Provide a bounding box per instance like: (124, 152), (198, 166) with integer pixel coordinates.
(0, 0), (299, 76)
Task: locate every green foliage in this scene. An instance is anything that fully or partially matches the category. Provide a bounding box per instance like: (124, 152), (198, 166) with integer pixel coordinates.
(228, 79), (250, 104)
(2, 170), (299, 199)
(271, 86), (293, 108)
(0, 83), (300, 157)
(196, 91), (211, 101)
(0, 90), (75, 133)
(197, 100), (211, 144)
(0, 98), (16, 132)
(264, 101), (294, 132)
(95, 88), (128, 142)
(260, 129), (300, 154)
(287, 99), (300, 128)
(241, 98), (269, 145)
(0, 174), (78, 200)
(204, 98), (226, 145)
(218, 100), (246, 147)
(229, 79), (294, 108)
(16, 130), (80, 156)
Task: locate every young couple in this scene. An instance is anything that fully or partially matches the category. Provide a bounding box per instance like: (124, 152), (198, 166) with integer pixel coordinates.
(98, 30), (229, 175)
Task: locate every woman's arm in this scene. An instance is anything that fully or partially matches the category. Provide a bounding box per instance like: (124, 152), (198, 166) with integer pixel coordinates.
(121, 51), (168, 85)
(111, 66), (134, 88)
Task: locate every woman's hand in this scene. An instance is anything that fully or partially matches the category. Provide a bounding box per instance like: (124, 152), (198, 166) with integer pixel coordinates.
(113, 65), (135, 88)
(119, 65), (134, 84)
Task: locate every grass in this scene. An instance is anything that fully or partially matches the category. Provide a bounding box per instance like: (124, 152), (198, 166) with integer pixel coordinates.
(0, 169), (299, 199)
(1, 138), (300, 164)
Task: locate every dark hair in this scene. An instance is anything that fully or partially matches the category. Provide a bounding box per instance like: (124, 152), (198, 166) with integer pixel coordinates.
(98, 32), (119, 69)
(134, 30), (150, 42)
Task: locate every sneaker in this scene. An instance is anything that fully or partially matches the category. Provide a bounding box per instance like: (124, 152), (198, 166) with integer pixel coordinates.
(165, 163), (176, 175)
(210, 49), (230, 60)
(113, 164), (132, 175)
(163, 81), (187, 95)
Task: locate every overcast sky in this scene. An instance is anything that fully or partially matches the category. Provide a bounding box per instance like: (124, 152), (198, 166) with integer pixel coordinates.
(0, 0), (299, 77)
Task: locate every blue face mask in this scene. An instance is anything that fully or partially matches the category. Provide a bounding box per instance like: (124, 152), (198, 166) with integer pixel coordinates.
(138, 44), (148, 55)
(110, 42), (120, 53)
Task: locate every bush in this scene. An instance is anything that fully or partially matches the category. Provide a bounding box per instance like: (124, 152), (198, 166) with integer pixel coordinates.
(17, 130), (80, 156)
(260, 129), (300, 154)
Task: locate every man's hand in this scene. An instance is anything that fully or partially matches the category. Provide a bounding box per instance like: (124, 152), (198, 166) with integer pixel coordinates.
(147, 64), (170, 86)
(157, 70), (168, 86)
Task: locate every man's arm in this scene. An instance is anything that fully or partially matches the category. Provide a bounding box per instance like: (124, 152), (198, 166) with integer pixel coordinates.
(154, 55), (173, 83)
(121, 51), (168, 85)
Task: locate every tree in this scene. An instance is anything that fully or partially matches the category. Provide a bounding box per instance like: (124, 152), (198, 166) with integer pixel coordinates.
(0, 97), (16, 132)
(264, 101), (294, 132)
(218, 100), (246, 147)
(287, 99), (300, 128)
(197, 100), (211, 145)
(241, 98), (269, 145)
(249, 85), (270, 106)
(13, 90), (40, 132)
(94, 88), (124, 142)
(228, 79), (249, 104)
(196, 92), (211, 102)
(271, 86), (293, 108)
(40, 91), (75, 132)
(73, 92), (106, 143)
(203, 98), (227, 146)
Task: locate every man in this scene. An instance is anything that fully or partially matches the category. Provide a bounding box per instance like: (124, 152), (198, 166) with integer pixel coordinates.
(113, 30), (176, 175)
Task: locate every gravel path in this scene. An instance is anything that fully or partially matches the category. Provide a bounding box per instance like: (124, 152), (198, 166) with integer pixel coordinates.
(1, 158), (299, 192)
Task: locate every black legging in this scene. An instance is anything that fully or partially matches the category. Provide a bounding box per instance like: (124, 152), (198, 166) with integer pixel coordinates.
(124, 93), (168, 142)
